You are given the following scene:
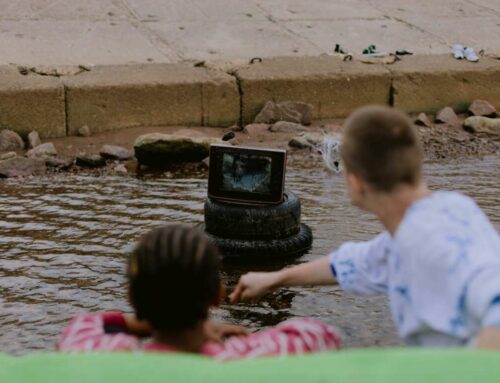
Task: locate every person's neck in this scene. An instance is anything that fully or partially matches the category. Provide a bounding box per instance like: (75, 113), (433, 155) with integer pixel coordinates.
(152, 320), (207, 354)
(369, 182), (430, 236)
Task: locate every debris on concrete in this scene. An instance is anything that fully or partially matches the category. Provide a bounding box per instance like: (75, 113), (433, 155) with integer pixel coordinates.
(0, 152), (17, 160)
(435, 107), (459, 125)
(463, 116), (500, 137)
(27, 142), (57, 158)
(76, 154), (106, 168)
(254, 101), (313, 125)
(468, 100), (497, 117)
(415, 113), (433, 128)
(99, 145), (133, 160)
(0, 129), (24, 151)
(0, 157), (46, 178)
(133, 133), (222, 168)
(243, 123), (270, 136)
(222, 131), (236, 141)
(17, 65), (90, 77)
(269, 121), (308, 133)
(78, 125), (91, 137)
(28, 131), (41, 149)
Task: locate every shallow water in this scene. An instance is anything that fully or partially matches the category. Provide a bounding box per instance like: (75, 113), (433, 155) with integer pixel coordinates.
(0, 156), (499, 355)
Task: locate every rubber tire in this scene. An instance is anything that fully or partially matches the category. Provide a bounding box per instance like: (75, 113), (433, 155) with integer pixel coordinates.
(204, 191), (301, 240)
(200, 223), (313, 260)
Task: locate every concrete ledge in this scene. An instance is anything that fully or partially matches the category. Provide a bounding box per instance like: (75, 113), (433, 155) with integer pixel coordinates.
(236, 56), (392, 124)
(63, 64), (239, 135)
(390, 55), (500, 114)
(0, 66), (65, 139)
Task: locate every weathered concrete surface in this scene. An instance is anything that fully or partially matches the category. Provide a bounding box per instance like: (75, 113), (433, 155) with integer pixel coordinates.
(0, 66), (65, 138)
(236, 56), (391, 124)
(63, 64), (239, 135)
(390, 55), (500, 114)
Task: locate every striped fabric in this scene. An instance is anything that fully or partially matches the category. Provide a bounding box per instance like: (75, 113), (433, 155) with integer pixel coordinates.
(57, 312), (340, 360)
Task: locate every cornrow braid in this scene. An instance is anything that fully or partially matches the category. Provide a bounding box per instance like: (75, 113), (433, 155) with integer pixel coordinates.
(128, 224), (221, 331)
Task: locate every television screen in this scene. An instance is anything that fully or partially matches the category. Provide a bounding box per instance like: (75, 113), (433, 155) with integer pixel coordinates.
(221, 153), (272, 194)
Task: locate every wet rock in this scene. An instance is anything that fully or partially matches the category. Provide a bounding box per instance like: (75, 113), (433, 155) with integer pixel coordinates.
(243, 123), (270, 136)
(254, 101), (313, 125)
(270, 121), (308, 133)
(415, 113), (432, 128)
(468, 100), (497, 117)
(113, 163), (128, 174)
(463, 116), (500, 137)
(0, 129), (24, 151)
(222, 131), (236, 141)
(28, 131), (41, 148)
(435, 107), (459, 125)
(45, 157), (73, 170)
(27, 142), (57, 158)
(289, 132), (323, 149)
(99, 145), (133, 160)
(76, 154), (106, 168)
(0, 157), (46, 178)
(0, 151), (16, 160)
(289, 136), (312, 149)
(133, 133), (222, 168)
(78, 125), (91, 137)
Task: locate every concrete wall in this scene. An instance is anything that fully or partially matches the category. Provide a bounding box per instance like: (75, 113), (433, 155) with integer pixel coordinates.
(0, 55), (499, 138)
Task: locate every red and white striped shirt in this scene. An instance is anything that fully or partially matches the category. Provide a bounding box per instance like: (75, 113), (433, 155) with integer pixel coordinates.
(57, 312), (340, 361)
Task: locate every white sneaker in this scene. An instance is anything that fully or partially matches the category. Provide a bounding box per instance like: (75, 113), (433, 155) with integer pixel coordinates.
(452, 44), (465, 59)
(464, 47), (479, 62)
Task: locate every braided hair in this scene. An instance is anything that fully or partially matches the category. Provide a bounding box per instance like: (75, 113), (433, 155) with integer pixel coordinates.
(128, 224), (221, 331)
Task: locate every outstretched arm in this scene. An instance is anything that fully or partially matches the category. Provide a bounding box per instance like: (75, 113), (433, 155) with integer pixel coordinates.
(229, 255), (335, 303)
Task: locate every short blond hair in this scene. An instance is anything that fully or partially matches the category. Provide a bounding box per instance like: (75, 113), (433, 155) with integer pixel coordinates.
(341, 105), (422, 192)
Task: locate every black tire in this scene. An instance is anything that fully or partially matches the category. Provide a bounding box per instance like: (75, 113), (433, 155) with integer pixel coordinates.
(200, 223), (313, 260)
(204, 191), (301, 240)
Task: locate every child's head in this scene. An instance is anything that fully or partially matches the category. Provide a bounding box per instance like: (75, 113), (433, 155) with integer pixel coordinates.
(128, 224), (221, 332)
(341, 106), (423, 205)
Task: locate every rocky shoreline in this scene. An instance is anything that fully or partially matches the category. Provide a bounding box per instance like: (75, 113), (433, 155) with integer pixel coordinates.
(0, 100), (498, 179)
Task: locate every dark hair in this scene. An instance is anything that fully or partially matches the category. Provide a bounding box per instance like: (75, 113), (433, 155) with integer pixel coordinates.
(128, 224), (221, 331)
(341, 105), (422, 192)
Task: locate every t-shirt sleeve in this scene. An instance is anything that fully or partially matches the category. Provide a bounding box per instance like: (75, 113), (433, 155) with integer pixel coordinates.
(57, 312), (140, 352)
(329, 231), (391, 295)
(466, 268), (500, 327)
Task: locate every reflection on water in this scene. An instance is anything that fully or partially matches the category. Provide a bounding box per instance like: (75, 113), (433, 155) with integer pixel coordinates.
(0, 156), (499, 354)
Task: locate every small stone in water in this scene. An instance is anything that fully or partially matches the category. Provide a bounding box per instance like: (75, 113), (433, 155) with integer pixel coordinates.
(415, 113), (432, 128)
(27, 142), (57, 158)
(435, 107), (459, 125)
(468, 100), (497, 117)
(99, 145), (133, 160)
(76, 154), (106, 168)
(222, 131), (236, 141)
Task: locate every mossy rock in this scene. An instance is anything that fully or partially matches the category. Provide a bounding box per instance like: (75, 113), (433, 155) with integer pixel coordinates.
(133, 133), (223, 168)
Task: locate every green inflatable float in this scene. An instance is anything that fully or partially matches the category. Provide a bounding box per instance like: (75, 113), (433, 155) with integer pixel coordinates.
(1, 349), (499, 383)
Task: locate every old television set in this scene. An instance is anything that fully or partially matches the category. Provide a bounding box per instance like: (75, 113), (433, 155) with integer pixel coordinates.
(208, 145), (286, 205)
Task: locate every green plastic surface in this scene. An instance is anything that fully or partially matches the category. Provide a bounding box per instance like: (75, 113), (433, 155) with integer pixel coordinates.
(1, 349), (499, 383)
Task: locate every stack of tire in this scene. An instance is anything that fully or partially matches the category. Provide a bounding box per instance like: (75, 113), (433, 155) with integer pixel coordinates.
(202, 191), (312, 260)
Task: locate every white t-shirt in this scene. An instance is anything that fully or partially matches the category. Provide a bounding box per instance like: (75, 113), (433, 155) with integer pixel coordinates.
(329, 191), (500, 347)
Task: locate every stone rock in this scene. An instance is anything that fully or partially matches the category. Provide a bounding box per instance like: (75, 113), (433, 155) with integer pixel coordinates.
(28, 131), (41, 149)
(270, 121), (308, 133)
(99, 145), (133, 160)
(415, 113), (432, 128)
(243, 123), (270, 136)
(463, 116), (500, 137)
(133, 133), (223, 168)
(0, 151), (16, 160)
(222, 131), (236, 141)
(289, 136), (312, 149)
(0, 129), (24, 151)
(254, 101), (313, 125)
(45, 157), (74, 170)
(0, 157), (46, 178)
(468, 100), (497, 117)
(113, 163), (128, 174)
(27, 142), (57, 158)
(78, 125), (91, 137)
(76, 154), (106, 168)
(435, 107), (459, 125)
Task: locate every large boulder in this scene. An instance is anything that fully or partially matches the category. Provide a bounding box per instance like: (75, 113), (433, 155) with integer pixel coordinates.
(133, 133), (223, 167)
(463, 116), (500, 138)
(0, 129), (24, 151)
(27, 142), (57, 158)
(468, 100), (497, 117)
(0, 157), (46, 177)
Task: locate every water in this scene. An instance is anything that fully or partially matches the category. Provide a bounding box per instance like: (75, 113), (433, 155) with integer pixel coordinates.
(0, 156), (499, 355)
